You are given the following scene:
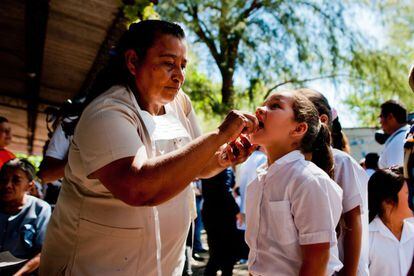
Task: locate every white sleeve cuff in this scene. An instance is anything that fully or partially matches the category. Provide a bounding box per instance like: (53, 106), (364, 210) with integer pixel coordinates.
(343, 193), (363, 214)
(299, 230), (337, 245)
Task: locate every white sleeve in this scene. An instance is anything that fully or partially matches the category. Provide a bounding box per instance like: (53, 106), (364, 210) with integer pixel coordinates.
(384, 137), (405, 168)
(45, 124), (70, 160)
(334, 154), (367, 214)
(291, 177), (340, 245)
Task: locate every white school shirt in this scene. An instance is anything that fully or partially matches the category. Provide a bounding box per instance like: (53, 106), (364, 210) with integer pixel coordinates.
(369, 216), (414, 276)
(378, 125), (410, 169)
(236, 150), (267, 230)
(245, 150), (343, 276)
(333, 149), (370, 276)
(45, 123), (71, 160)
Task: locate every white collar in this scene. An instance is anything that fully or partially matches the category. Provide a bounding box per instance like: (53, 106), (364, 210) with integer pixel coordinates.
(370, 216), (414, 243)
(258, 150), (304, 181)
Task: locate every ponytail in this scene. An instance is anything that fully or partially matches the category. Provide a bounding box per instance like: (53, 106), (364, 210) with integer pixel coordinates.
(311, 123), (334, 179)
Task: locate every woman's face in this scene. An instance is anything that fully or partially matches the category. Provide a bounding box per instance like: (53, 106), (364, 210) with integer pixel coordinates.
(0, 167), (32, 204)
(251, 91), (299, 147)
(134, 34), (187, 107)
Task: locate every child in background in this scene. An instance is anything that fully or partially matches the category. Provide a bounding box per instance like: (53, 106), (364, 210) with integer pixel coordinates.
(245, 90), (343, 276)
(301, 88), (369, 276)
(368, 167), (414, 276)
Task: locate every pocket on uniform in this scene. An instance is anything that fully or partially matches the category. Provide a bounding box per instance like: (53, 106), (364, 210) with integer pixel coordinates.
(267, 200), (298, 244)
(71, 219), (143, 275)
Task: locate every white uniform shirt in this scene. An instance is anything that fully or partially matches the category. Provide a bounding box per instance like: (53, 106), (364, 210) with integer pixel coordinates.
(45, 123), (71, 160)
(236, 150), (267, 230)
(378, 125), (410, 169)
(333, 149), (369, 276)
(369, 216), (414, 276)
(246, 150), (343, 276)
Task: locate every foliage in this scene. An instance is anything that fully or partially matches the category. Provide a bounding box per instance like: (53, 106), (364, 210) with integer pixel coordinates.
(123, 0), (160, 23)
(344, 1), (414, 126)
(15, 153), (42, 172)
(156, 0), (365, 110)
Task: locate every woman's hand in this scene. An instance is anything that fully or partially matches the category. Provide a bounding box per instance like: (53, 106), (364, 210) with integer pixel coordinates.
(218, 110), (259, 143)
(218, 134), (258, 167)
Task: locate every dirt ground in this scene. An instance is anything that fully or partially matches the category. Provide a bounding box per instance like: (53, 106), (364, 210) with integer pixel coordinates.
(190, 231), (249, 276)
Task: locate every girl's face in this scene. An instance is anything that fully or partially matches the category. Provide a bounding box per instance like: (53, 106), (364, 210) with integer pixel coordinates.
(395, 182), (413, 219)
(0, 167), (32, 204)
(251, 91), (299, 147)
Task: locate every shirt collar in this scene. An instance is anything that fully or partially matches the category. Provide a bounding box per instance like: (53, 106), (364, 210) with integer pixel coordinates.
(370, 216), (414, 243)
(258, 150), (304, 181)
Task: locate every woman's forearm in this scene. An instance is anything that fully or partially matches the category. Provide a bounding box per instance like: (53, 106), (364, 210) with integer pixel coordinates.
(93, 130), (228, 206)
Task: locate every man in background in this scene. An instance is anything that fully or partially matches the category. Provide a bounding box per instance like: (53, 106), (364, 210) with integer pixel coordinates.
(0, 116), (15, 169)
(378, 100), (409, 168)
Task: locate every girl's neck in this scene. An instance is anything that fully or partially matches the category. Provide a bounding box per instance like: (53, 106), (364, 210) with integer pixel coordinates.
(265, 143), (299, 165)
(381, 215), (404, 241)
(0, 196), (26, 215)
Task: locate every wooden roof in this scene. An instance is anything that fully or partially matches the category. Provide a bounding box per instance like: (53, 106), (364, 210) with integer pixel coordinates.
(0, 0), (124, 155)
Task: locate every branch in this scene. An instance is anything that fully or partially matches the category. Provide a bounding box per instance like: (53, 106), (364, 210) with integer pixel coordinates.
(238, 0), (263, 22)
(188, 4), (222, 63)
(264, 74), (363, 99)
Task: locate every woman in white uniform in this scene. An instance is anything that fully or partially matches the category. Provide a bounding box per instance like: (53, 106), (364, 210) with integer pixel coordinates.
(39, 20), (257, 276)
(368, 167), (414, 276)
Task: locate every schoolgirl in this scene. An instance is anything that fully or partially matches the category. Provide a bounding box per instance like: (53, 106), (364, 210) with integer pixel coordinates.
(368, 167), (414, 276)
(245, 90), (343, 275)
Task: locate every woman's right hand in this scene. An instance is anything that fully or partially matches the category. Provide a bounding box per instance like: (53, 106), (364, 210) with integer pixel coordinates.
(218, 110), (259, 143)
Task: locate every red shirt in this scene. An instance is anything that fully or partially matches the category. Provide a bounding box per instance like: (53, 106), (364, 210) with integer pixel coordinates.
(0, 149), (15, 169)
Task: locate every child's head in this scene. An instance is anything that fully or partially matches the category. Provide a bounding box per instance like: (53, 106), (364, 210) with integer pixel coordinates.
(0, 159), (36, 204)
(0, 116), (12, 149)
(252, 89), (333, 177)
(368, 167), (411, 223)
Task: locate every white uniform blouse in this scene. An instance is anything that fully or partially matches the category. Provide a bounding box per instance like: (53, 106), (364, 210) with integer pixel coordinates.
(333, 149), (370, 276)
(378, 125), (410, 169)
(245, 150), (343, 276)
(369, 216), (414, 276)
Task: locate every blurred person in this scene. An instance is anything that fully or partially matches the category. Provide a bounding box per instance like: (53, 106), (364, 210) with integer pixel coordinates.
(364, 153), (379, 178)
(40, 20), (257, 275)
(0, 116), (15, 169)
(246, 90), (343, 276)
(378, 100), (409, 169)
(332, 116), (351, 154)
(201, 168), (240, 276)
(368, 167), (414, 276)
(301, 88), (369, 276)
(0, 159), (51, 275)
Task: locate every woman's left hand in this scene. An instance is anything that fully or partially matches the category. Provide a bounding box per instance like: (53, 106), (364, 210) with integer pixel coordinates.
(218, 134), (257, 167)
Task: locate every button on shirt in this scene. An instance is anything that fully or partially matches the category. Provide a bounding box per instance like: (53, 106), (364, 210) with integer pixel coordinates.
(369, 216), (414, 276)
(378, 125), (410, 169)
(245, 150), (343, 276)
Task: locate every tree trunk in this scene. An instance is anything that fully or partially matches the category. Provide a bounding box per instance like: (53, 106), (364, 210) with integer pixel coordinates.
(221, 68), (235, 109)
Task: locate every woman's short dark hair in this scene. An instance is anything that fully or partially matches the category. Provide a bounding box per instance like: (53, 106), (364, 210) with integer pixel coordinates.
(1, 158), (36, 181)
(61, 20), (186, 137)
(380, 100), (407, 124)
(368, 166), (405, 222)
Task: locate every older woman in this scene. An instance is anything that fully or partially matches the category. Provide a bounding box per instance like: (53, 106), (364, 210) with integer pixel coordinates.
(40, 20), (257, 275)
(0, 159), (51, 275)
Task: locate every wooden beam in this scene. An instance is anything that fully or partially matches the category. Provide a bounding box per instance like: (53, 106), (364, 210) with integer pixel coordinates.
(77, 7), (128, 99)
(25, 0), (50, 155)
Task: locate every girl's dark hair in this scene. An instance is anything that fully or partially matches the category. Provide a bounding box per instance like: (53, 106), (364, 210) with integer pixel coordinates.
(298, 88), (349, 155)
(368, 166), (405, 222)
(1, 158), (36, 181)
(61, 20), (185, 137)
(290, 91), (334, 178)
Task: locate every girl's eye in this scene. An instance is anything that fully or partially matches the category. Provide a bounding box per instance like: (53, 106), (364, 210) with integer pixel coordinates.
(164, 62), (174, 68)
(270, 103), (280, 109)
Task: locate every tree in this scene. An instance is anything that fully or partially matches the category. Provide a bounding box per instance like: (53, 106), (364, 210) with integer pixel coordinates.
(156, 0), (365, 110)
(344, 1), (414, 126)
